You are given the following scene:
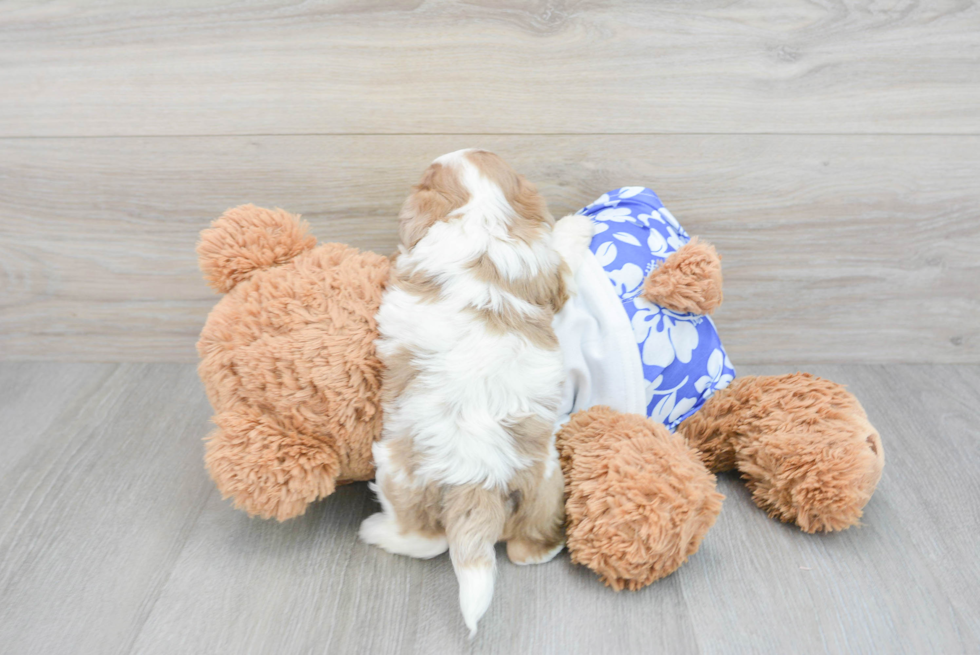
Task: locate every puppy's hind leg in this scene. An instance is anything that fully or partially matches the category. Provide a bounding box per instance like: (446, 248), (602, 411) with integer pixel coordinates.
(505, 455), (566, 566)
(359, 502), (448, 559)
(359, 452), (449, 559)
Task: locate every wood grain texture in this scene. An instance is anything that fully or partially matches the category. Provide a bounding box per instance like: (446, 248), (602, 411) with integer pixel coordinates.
(1, 134), (978, 363)
(0, 364), (216, 655)
(1, 0), (979, 136)
(0, 363), (977, 654)
(679, 363), (980, 655)
(0, 362), (116, 480)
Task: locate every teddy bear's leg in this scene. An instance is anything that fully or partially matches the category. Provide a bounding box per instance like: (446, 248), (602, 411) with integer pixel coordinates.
(205, 404), (341, 521)
(677, 374), (885, 533)
(503, 459), (566, 566)
(556, 407), (723, 590)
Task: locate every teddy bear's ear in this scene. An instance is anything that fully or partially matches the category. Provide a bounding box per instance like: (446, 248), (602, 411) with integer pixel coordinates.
(197, 204), (317, 293)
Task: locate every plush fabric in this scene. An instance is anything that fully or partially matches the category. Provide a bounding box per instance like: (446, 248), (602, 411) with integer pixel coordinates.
(556, 406), (723, 590)
(197, 206), (390, 520)
(678, 373), (885, 533)
(642, 237), (723, 315)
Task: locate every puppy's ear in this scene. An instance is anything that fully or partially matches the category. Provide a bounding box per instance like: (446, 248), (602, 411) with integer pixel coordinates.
(398, 163), (470, 249)
(511, 174), (554, 227)
(466, 150), (553, 228)
(398, 186), (453, 249)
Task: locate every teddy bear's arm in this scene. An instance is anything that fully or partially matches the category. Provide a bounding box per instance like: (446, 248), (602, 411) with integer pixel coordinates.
(641, 237), (723, 315)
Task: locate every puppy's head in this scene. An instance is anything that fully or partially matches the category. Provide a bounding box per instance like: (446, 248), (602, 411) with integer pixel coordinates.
(398, 149), (553, 249)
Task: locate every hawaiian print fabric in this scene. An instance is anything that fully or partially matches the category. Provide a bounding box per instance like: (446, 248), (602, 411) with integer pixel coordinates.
(577, 187), (736, 431)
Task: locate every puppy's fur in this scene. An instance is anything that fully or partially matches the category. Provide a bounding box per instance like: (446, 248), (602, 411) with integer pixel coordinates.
(359, 150), (593, 636)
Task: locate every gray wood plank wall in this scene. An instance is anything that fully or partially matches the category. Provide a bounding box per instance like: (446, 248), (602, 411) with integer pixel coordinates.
(1, 1), (978, 363)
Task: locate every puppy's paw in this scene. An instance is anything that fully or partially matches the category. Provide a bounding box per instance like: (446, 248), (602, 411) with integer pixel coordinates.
(553, 213), (594, 275)
(507, 538), (565, 565)
(359, 512), (395, 547)
(359, 512), (449, 559)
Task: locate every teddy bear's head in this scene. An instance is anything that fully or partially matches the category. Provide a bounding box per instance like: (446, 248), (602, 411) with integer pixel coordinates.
(196, 205), (390, 520)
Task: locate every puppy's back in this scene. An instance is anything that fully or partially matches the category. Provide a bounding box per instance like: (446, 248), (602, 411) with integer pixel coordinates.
(375, 149), (571, 636)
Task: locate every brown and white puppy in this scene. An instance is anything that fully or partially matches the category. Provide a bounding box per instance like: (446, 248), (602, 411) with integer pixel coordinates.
(359, 149), (593, 636)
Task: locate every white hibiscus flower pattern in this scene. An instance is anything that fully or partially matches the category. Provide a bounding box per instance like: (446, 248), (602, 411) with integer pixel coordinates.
(631, 297), (700, 368)
(578, 187), (736, 431)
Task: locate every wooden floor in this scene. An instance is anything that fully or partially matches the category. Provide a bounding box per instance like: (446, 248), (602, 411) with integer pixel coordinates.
(0, 362), (977, 655)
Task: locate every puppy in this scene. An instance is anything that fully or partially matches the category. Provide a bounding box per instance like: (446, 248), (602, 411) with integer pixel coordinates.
(359, 149), (593, 636)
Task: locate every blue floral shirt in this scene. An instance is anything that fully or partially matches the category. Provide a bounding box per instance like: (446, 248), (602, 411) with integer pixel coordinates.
(577, 187), (736, 431)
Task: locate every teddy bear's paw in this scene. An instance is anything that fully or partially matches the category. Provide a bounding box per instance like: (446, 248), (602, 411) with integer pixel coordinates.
(728, 374), (886, 533)
(559, 408), (723, 590)
(641, 237), (723, 315)
(738, 423), (884, 533)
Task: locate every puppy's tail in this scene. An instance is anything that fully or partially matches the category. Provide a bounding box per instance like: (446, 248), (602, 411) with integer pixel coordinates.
(443, 486), (507, 638)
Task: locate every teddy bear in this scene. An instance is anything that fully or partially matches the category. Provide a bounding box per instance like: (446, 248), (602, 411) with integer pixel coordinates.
(196, 183), (884, 591)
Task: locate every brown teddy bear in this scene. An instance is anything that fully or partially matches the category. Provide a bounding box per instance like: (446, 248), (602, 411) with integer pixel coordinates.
(197, 196), (884, 591)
